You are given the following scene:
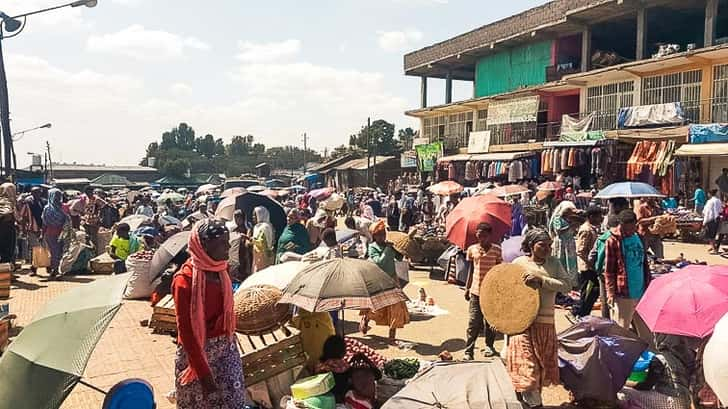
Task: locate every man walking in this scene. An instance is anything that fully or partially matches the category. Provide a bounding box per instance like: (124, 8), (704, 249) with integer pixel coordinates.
(704, 189), (724, 254)
(571, 206), (603, 319)
(464, 222), (502, 360)
(636, 198), (663, 259)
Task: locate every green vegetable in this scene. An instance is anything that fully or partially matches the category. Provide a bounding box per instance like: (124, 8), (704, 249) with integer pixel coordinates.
(384, 358), (420, 379)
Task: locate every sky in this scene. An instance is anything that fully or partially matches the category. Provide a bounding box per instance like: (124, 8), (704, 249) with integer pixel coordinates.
(3, 0), (544, 167)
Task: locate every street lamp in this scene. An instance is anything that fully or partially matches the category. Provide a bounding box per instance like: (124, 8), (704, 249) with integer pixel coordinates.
(0, 1), (98, 178)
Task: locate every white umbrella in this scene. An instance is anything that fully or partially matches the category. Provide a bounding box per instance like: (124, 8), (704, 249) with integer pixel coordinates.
(239, 262), (305, 291)
(195, 184), (218, 195)
(215, 196), (237, 221)
(119, 214), (151, 231)
(704, 312), (728, 404)
(247, 185), (266, 193)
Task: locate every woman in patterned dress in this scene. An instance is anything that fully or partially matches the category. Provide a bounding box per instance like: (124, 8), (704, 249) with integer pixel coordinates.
(172, 218), (246, 408)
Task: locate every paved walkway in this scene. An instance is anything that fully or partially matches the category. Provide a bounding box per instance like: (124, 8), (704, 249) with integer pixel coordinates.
(5, 241), (721, 408)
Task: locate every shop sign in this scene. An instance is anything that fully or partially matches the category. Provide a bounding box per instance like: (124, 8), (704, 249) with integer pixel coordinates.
(415, 141), (443, 172)
(467, 131), (491, 153)
(401, 151), (417, 168)
(486, 96), (540, 126)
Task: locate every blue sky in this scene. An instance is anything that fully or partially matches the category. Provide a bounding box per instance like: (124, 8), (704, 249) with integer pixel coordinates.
(3, 0), (543, 166)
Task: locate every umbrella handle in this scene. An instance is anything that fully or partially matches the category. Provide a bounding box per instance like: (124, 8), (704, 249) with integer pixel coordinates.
(78, 379), (108, 395)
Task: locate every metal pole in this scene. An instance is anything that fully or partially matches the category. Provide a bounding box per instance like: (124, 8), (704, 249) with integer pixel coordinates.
(302, 132), (307, 175)
(0, 35), (13, 177)
(366, 117), (371, 187)
(46, 141), (53, 181)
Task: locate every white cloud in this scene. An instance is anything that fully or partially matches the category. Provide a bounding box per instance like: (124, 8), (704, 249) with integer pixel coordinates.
(87, 25), (210, 61)
(169, 82), (192, 96)
(2, 0), (91, 31)
(392, 0), (448, 4)
(111, 0), (143, 6)
(377, 29), (423, 52)
(236, 39), (301, 63)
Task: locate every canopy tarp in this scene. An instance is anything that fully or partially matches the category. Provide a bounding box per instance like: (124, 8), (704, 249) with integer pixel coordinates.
(470, 151), (535, 161)
(605, 125), (689, 143)
(674, 142), (728, 157)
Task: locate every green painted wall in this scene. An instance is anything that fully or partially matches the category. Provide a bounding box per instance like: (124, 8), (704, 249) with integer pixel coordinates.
(475, 40), (553, 98)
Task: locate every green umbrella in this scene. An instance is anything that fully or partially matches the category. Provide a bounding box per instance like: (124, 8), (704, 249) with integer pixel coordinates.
(156, 191), (185, 203)
(278, 258), (408, 312)
(0, 274), (129, 409)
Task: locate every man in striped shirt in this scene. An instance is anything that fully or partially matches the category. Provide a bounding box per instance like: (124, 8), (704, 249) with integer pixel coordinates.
(464, 222), (503, 360)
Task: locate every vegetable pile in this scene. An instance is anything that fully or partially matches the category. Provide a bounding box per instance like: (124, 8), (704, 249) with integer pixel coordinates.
(344, 337), (387, 369)
(383, 358), (420, 380)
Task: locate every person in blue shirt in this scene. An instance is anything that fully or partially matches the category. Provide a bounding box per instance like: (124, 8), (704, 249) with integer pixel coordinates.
(692, 182), (707, 214)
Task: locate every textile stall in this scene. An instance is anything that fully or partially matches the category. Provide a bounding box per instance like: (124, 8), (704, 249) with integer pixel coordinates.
(541, 139), (617, 190)
(625, 140), (678, 196)
(435, 152), (539, 184)
(675, 141), (728, 200)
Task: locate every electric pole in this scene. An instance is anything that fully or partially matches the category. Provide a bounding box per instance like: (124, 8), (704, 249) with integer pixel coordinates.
(46, 141), (53, 182)
(0, 35), (13, 178)
(366, 117), (371, 187)
(302, 132), (307, 175)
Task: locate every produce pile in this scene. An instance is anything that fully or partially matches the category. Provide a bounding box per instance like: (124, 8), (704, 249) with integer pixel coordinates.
(344, 337), (387, 369)
(383, 358), (420, 380)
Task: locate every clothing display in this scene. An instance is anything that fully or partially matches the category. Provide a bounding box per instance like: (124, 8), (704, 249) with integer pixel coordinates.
(626, 141), (677, 195)
(437, 155), (540, 184)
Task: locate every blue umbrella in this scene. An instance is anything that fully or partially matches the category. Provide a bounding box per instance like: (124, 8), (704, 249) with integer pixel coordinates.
(594, 181), (665, 199)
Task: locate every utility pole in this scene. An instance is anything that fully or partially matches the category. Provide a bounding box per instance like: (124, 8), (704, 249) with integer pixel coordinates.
(0, 34), (13, 178)
(302, 132), (308, 175)
(366, 117), (371, 187)
(46, 141), (53, 182)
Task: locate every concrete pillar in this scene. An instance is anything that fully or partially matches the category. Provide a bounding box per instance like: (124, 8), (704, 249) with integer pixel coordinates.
(420, 76), (428, 108)
(581, 26), (592, 72)
(445, 71), (453, 104)
(705, 0), (719, 47)
(636, 7), (647, 60)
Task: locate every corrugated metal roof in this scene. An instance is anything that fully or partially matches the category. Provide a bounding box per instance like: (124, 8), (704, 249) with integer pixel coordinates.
(51, 163), (157, 172)
(52, 178), (91, 185)
(334, 156), (395, 170)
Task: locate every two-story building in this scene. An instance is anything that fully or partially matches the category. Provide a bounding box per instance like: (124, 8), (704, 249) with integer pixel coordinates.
(405, 0), (728, 195)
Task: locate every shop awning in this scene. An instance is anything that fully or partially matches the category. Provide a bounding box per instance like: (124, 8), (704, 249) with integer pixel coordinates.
(438, 153), (472, 162)
(470, 151), (535, 161)
(675, 143), (728, 157)
(543, 140), (605, 148)
(605, 126), (689, 143)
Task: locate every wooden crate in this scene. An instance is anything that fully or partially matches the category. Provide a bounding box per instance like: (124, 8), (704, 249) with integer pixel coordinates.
(0, 263), (11, 300)
(149, 294), (176, 334)
(238, 326), (306, 387)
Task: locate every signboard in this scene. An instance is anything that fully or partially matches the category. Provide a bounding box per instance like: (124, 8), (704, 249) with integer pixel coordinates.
(467, 131), (491, 153)
(486, 96), (540, 126)
(412, 137), (429, 147)
(415, 141), (443, 172)
(401, 151), (417, 168)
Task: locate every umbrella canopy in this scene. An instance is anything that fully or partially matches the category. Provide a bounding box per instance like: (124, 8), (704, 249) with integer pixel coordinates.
(279, 258), (408, 312)
(158, 215), (182, 228)
(234, 193), (286, 241)
(382, 361), (521, 409)
(119, 214), (151, 231)
(491, 184), (529, 197)
(220, 187), (246, 199)
(195, 183), (218, 195)
(636, 265), (728, 338)
(558, 316), (648, 402)
(537, 181), (563, 191)
(156, 191), (185, 203)
(239, 262), (305, 290)
(260, 189), (280, 199)
(150, 231), (191, 278)
(320, 193), (344, 211)
(387, 231), (423, 260)
(215, 196), (238, 221)
(446, 195), (512, 249)
(0, 274), (129, 409)
(288, 185), (307, 193)
(427, 181), (464, 196)
(309, 187), (334, 201)
(704, 312), (728, 404)
(594, 181), (665, 199)
(247, 185), (266, 193)
(335, 228), (359, 243)
(182, 210), (209, 229)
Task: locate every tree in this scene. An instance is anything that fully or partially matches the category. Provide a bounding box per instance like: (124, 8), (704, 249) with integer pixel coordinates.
(228, 135), (249, 156)
(398, 127), (416, 151)
(162, 158), (189, 177)
(214, 138), (225, 157)
(350, 119), (399, 156)
(252, 143), (265, 154)
(195, 134), (216, 159)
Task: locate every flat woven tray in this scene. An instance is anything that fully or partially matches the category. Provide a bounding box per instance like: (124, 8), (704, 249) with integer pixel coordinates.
(480, 263), (540, 335)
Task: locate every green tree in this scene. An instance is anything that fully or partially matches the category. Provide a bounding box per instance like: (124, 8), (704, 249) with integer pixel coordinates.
(350, 119), (399, 156)
(214, 138), (225, 157)
(228, 135), (249, 156)
(398, 127), (416, 151)
(195, 134), (216, 159)
(162, 158), (190, 177)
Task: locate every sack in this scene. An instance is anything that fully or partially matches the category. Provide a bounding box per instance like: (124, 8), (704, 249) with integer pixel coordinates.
(123, 250), (157, 299)
(395, 260), (409, 285)
(32, 246), (51, 268)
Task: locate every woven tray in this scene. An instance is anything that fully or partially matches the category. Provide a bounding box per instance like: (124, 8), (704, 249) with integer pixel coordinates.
(234, 285), (291, 335)
(480, 263), (539, 335)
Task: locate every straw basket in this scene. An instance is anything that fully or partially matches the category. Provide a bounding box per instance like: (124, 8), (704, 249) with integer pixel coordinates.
(234, 285), (291, 335)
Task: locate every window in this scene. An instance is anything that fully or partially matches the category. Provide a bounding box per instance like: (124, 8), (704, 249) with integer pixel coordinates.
(586, 80), (635, 130)
(713, 64), (728, 123)
(475, 109), (488, 131)
(642, 69), (702, 122)
(421, 112), (472, 150)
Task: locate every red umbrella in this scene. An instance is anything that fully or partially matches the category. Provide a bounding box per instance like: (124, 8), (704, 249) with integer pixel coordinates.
(428, 181), (464, 196)
(491, 185), (529, 198)
(636, 265), (728, 338)
(538, 181), (563, 191)
(446, 194), (512, 249)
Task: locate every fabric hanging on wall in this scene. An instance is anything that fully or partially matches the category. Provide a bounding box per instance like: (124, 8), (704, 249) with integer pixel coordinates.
(560, 113), (594, 142)
(689, 124), (728, 144)
(617, 102), (685, 128)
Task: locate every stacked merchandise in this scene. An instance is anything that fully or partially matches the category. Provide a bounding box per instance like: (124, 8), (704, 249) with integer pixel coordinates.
(541, 146), (611, 188)
(625, 140), (677, 195)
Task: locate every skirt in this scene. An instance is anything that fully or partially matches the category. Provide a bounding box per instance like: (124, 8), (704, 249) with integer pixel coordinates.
(360, 301), (410, 329)
(175, 336), (246, 409)
(506, 322), (560, 393)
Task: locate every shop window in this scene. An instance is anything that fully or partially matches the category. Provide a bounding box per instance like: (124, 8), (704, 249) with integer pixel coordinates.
(713, 64), (728, 123)
(586, 80), (635, 130)
(642, 69), (702, 122)
(475, 109), (488, 131)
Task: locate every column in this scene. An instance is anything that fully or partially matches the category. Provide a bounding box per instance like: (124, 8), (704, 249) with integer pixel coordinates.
(636, 7), (647, 60)
(420, 76), (428, 108)
(581, 26), (591, 72)
(705, 0), (719, 47)
(445, 71), (453, 104)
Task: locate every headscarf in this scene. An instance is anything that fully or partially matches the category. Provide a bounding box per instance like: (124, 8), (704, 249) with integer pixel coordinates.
(42, 188), (67, 228)
(0, 182), (16, 216)
(178, 218), (236, 385)
(369, 219), (386, 235)
(521, 227), (551, 254)
(548, 200), (576, 237)
(252, 206), (274, 249)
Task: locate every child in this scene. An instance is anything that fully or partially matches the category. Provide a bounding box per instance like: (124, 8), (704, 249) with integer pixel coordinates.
(345, 353), (382, 409)
(109, 223), (141, 273)
(315, 335), (350, 402)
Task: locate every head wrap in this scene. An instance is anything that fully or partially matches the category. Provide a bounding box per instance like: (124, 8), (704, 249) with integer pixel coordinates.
(369, 219), (386, 235)
(0, 183), (16, 216)
(521, 227), (551, 254)
(178, 218), (235, 385)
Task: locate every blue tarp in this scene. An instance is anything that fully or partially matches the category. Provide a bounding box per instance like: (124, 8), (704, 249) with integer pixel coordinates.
(689, 123), (728, 143)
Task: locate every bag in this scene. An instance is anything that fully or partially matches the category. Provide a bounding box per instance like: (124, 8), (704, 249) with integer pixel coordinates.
(395, 260), (410, 286)
(32, 246), (51, 268)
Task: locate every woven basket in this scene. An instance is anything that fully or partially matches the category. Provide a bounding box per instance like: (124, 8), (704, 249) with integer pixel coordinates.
(234, 285), (291, 335)
(480, 263), (539, 335)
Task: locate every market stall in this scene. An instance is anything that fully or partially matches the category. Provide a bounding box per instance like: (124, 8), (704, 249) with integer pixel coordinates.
(434, 151), (538, 186)
(541, 138), (618, 190)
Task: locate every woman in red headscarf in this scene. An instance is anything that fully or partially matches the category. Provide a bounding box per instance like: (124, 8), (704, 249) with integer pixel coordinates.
(172, 218), (246, 408)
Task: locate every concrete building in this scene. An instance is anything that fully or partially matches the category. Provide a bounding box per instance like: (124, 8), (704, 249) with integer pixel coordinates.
(404, 0), (728, 192)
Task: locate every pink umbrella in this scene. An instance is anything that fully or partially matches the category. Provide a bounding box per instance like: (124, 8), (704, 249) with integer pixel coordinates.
(308, 187), (334, 201)
(491, 184), (529, 198)
(636, 265), (728, 338)
(538, 181), (563, 191)
(428, 181), (464, 196)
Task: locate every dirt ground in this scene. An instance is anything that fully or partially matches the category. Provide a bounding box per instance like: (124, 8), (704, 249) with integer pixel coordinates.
(6, 240), (725, 408)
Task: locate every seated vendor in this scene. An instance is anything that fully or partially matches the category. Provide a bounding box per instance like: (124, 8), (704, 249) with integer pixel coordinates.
(315, 335), (350, 402)
(109, 223), (142, 273)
